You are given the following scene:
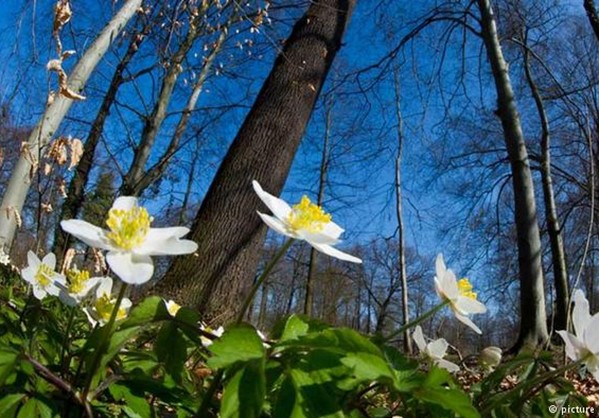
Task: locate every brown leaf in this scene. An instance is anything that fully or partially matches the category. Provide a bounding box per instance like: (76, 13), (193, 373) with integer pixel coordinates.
(68, 138), (83, 170)
(53, 1), (72, 36)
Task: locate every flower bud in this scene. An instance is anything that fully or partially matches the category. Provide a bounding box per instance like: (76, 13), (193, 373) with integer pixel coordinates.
(479, 346), (502, 370)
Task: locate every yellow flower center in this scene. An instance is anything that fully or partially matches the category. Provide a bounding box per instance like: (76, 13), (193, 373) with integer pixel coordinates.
(35, 264), (54, 288)
(67, 268), (90, 294)
(167, 301), (181, 316)
(95, 293), (128, 323)
(106, 206), (151, 250)
(458, 278), (477, 300)
(286, 196), (331, 233)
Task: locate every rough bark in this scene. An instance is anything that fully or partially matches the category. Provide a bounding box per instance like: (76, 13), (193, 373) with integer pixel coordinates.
(53, 25), (148, 264)
(584, 0), (599, 41)
(304, 102), (331, 316)
(0, 0), (142, 251)
(522, 37), (569, 333)
(154, 0), (355, 323)
(477, 0), (549, 350)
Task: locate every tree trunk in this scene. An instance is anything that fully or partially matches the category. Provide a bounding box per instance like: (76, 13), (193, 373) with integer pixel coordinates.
(477, 0), (548, 350)
(392, 69), (412, 354)
(584, 0), (599, 41)
(120, 10), (206, 196)
(304, 101), (332, 316)
(53, 24), (148, 264)
(0, 0), (142, 251)
(154, 0), (355, 323)
(521, 34), (569, 333)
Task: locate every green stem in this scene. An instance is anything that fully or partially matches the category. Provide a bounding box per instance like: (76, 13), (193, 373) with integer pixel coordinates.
(235, 238), (295, 324)
(81, 283), (128, 403)
(60, 306), (77, 376)
(197, 239), (295, 416)
(384, 301), (448, 343)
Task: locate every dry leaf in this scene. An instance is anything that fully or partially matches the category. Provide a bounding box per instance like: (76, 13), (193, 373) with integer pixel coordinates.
(68, 138), (83, 170)
(58, 178), (68, 198)
(5, 207), (22, 228)
(53, 0), (72, 36)
(47, 58), (86, 101)
(61, 248), (76, 273)
(20, 142), (37, 166)
(41, 202), (53, 213)
(44, 163), (53, 176)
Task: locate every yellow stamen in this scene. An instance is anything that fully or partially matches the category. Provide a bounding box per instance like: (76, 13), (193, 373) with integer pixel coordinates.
(167, 301), (181, 317)
(35, 264), (54, 288)
(95, 293), (127, 323)
(286, 196), (331, 233)
(106, 206), (151, 250)
(67, 268), (90, 294)
(458, 278), (477, 300)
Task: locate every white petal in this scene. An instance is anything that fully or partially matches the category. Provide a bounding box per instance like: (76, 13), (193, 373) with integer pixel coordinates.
(442, 269), (459, 300)
(252, 180), (292, 221)
(556, 331), (584, 361)
(106, 252), (154, 285)
(27, 251), (40, 268)
(61, 220), (113, 251)
(41, 253), (57, 270)
(120, 298), (133, 310)
(412, 326), (427, 352)
(310, 242), (362, 263)
(21, 266), (36, 285)
(112, 196), (138, 211)
(137, 228), (198, 256)
(257, 212), (297, 238)
(428, 338), (449, 359)
(32, 285), (47, 300)
(455, 296), (487, 315)
(454, 312), (482, 334)
(96, 277), (114, 297)
(572, 289), (591, 337)
(435, 254), (447, 278)
(583, 313), (599, 353)
(296, 229), (340, 245)
(83, 308), (98, 327)
(436, 358), (460, 373)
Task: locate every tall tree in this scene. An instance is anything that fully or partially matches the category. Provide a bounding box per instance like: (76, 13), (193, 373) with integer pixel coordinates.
(477, 0), (549, 350)
(520, 29), (569, 333)
(0, 0), (143, 251)
(584, 0), (599, 41)
(155, 0), (355, 323)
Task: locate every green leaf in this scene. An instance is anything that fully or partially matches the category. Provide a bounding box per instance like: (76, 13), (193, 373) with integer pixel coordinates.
(207, 324), (265, 369)
(276, 315), (330, 342)
(288, 368), (345, 418)
(16, 396), (54, 418)
(415, 367), (480, 418)
(340, 352), (396, 383)
(109, 382), (152, 417)
(0, 345), (18, 385)
(119, 296), (170, 329)
(220, 359), (266, 418)
(0, 393), (26, 415)
(155, 322), (188, 383)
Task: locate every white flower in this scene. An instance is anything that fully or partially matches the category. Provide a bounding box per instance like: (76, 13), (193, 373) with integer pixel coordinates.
(57, 267), (103, 306)
(0, 249), (10, 265)
(164, 299), (181, 317)
(434, 254), (487, 334)
(83, 277), (132, 327)
(199, 323), (224, 347)
(479, 346), (502, 371)
(21, 251), (66, 300)
(61, 196), (198, 285)
(252, 180), (361, 263)
(413, 325), (459, 373)
(556, 289), (599, 382)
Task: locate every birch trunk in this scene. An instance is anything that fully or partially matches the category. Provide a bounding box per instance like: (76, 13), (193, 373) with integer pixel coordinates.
(477, 0), (549, 350)
(304, 102), (332, 316)
(154, 0), (355, 323)
(120, 11), (206, 196)
(393, 69), (412, 354)
(0, 0), (142, 251)
(522, 37), (569, 333)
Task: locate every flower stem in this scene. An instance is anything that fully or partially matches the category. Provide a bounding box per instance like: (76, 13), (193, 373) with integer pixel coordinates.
(80, 283), (128, 404)
(60, 306), (77, 376)
(235, 238), (294, 324)
(383, 301), (448, 343)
